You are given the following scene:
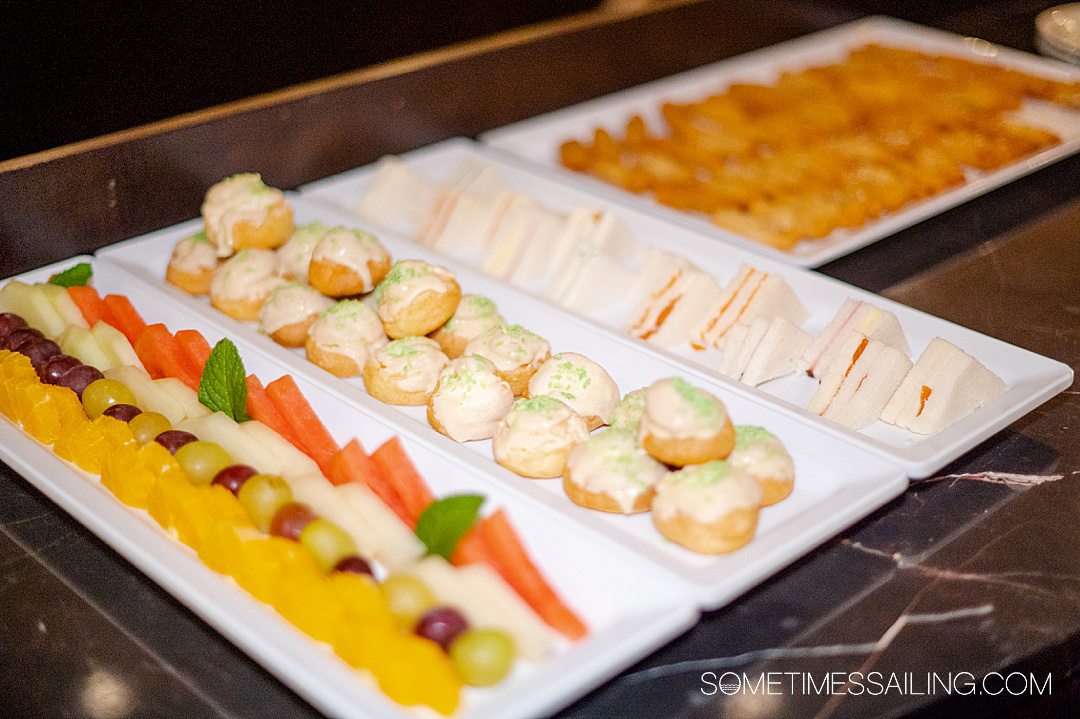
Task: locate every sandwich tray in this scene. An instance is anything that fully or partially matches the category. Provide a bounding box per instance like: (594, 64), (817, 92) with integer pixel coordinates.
(479, 16), (1080, 268)
(297, 139), (1074, 478)
(2, 258), (700, 719)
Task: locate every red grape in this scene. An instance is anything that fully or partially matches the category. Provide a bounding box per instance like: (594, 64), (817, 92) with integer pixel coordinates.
(58, 364), (105, 398)
(154, 429), (198, 454)
(269, 502), (317, 541)
(4, 327), (44, 352)
(0, 313), (27, 341)
(102, 403), (142, 422)
(211, 464), (258, 494)
(23, 339), (61, 369)
(333, 555), (374, 578)
(415, 607), (469, 649)
(38, 354), (80, 383)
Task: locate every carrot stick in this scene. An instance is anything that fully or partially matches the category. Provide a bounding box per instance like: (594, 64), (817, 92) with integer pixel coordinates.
(67, 286), (117, 328)
(244, 375), (303, 448)
(265, 375), (340, 474)
(371, 437), (435, 524)
(480, 509), (587, 640)
(330, 440), (411, 524)
(102, 294), (147, 344)
(175, 329), (212, 375)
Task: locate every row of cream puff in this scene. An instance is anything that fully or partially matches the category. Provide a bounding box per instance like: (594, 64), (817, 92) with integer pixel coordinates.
(562, 379), (795, 554)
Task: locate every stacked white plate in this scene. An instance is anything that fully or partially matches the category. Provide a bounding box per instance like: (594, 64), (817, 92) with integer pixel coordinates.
(1037, 4), (1080, 65)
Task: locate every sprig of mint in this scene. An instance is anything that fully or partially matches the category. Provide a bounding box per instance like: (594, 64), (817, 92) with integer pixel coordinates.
(415, 494), (485, 560)
(48, 262), (93, 288)
(198, 338), (250, 422)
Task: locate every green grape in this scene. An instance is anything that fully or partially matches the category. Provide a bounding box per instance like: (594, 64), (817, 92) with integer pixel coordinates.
(237, 474), (293, 532)
(379, 574), (436, 628)
(449, 629), (516, 686)
(81, 379), (137, 419)
(129, 411), (172, 445)
(174, 441), (232, 486)
(299, 519), (358, 572)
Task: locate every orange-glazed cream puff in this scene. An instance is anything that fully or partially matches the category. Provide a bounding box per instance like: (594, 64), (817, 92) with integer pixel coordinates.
(201, 173), (294, 256)
(277, 221), (329, 282)
(363, 336), (450, 406)
(427, 355), (513, 442)
(307, 226), (391, 297)
(652, 461), (762, 554)
(563, 429), (666, 514)
(527, 352), (619, 430)
(492, 396), (589, 479)
(638, 377), (735, 467)
(209, 248), (285, 322)
(375, 260), (462, 339)
(166, 231), (218, 295)
(430, 294), (505, 359)
(728, 425), (794, 506)
(258, 282), (334, 348)
(463, 324), (550, 397)
(305, 299), (388, 378)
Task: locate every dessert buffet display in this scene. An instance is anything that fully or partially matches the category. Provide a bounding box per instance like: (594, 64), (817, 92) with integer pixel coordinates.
(482, 17), (1080, 266)
(298, 140), (1071, 477)
(160, 175), (806, 557)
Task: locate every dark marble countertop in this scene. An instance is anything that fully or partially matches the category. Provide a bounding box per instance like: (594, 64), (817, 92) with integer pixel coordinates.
(1, 1), (1078, 717)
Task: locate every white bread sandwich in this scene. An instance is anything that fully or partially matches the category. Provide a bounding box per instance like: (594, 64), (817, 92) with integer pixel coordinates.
(547, 244), (639, 316)
(354, 157), (440, 237)
(428, 191), (514, 261)
(881, 337), (1006, 434)
(483, 204), (564, 284)
(740, 317), (813, 387)
(444, 157), (505, 199)
(692, 265), (807, 350)
(803, 298), (909, 378)
(808, 331), (912, 429)
(719, 318), (768, 380)
(628, 255), (722, 348)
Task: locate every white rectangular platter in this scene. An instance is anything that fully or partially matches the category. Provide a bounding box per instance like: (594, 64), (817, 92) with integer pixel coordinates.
(296, 140), (1074, 478)
(98, 197), (907, 614)
(479, 16), (1080, 268)
(1, 257), (701, 719)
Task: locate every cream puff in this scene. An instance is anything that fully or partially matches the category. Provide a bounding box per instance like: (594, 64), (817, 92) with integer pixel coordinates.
(363, 336), (450, 406)
(376, 260), (462, 339)
(201, 173), (294, 256)
(166, 231), (218, 295)
(430, 294), (505, 359)
(277, 221), (328, 282)
(527, 352), (619, 430)
(563, 429), (666, 514)
(463, 324), (550, 397)
(209, 248), (285, 322)
(638, 377), (735, 467)
(609, 388), (647, 434)
(492, 396), (589, 479)
(258, 282), (334, 348)
(308, 227), (392, 297)
(427, 355), (513, 442)
(728, 425), (794, 506)
(652, 461), (762, 554)
(305, 299), (388, 378)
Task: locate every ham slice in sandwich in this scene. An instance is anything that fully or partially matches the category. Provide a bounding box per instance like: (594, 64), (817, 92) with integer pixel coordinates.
(881, 338), (1006, 434)
(803, 298), (909, 378)
(692, 265), (807, 350)
(808, 330), (912, 429)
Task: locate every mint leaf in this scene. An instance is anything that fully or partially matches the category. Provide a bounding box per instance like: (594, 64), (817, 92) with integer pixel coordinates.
(198, 338), (250, 422)
(49, 262), (93, 288)
(415, 494), (485, 560)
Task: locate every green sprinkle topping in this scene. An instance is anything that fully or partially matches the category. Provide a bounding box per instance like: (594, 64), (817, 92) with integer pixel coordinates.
(513, 396), (563, 414)
(735, 425), (774, 449)
(190, 230), (209, 244)
(673, 461), (733, 488)
(467, 295), (496, 314)
(384, 338), (423, 358)
(670, 377), (721, 420)
(375, 260), (430, 302)
(610, 389), (646, 432)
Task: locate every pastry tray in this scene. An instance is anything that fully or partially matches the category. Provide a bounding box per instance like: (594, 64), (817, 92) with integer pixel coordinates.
(297, 140), (1074, 478)
(479, 16), (1080, 268)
